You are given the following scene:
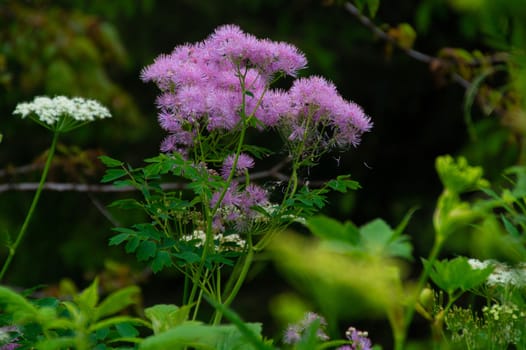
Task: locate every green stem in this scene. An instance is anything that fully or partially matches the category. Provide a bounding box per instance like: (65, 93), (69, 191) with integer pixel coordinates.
(0, 131), (60, 282)
(213, 238), (254, 325)
(396, 236), (443, 350)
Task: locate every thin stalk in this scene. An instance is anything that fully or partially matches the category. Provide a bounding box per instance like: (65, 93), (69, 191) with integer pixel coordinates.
(396, 236), (443, 350)
(0, 131), (60, 281)
(213, 239), (254, 325)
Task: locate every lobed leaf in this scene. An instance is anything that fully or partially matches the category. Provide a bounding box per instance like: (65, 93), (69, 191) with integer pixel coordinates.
(98, 155), (124, 167)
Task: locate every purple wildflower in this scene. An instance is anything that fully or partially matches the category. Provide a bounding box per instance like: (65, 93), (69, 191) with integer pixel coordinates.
(221, 153), (255, 179)
(210, 182), (269, 233)
(282, 312), (330, 345)
(345, 326), (373, 350)
(254, 89), (291, 126)
(0, 344), (20, 350)
(285, 76), (372, 151)
(142, 25), (311, 153)
(283, 324), (302, 344)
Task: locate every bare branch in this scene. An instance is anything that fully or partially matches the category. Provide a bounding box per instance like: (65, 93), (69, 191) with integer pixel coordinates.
(344, 2), (476, 89)
(0, 158), (294, 193)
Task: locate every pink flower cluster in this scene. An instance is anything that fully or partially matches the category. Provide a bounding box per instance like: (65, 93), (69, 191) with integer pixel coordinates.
(141, 24), (372, 154)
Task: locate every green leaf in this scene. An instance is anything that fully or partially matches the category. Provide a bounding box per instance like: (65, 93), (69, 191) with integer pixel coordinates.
(424, 257), (493, 295)
(505, 166), (526, 198)
(109, 233), (130, 246)
(76, 278), (99, 310)
(99, 155), (124, 167)
(137, 240), (157, 262)
(37, 337), (77, 350)
(174, 251), (201, 265)
(115, 322), (140, 338)
(151, 250), (173, 273)
(501, 214), (520, 238)
(139, 322), (266, 350)
(101, 168), (128, 183)
(145, 304), (192, 334)
(0, 286), (39, 322)
(95, 286), (141, 321)
(204, 295), (272, 350)
(89, 316), (150, 333)
(360, 219), (413, 260)
(125, 236), (141, 253)
(306, 216), (359, 244)
(108, 199), (143, 210)
(326, 175), (360, 193)
(435, 155), (489, 194)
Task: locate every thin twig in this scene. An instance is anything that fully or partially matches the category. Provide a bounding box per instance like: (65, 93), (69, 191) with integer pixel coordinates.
(0, 158), (293, 193)
(343, 1), (473, 89)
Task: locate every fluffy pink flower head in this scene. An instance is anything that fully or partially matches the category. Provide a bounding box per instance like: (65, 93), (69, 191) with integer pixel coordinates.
(206, 25), (307, 77)
(221, 153), (255, 179)
(142, 24), (309, 153)
(286, 76), (373, 150)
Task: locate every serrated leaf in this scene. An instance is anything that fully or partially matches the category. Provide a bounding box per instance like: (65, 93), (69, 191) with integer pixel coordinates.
(98, 155), (124, 167)
(424, 257), (493, 295)
(125, 236), (141, 253)
(326, 175), (360, 193)
(151, 251), (173, 273)
(109, 233), (130, 246)
(137, 240), (157, 261)
(101, 169), (128, 183)
(174, 251), (201, 265)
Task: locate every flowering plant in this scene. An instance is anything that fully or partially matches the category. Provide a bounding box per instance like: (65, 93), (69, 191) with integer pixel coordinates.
(1, 18), (526, 350)
(1, 96), (111, 281)
(101, 24), (372, 327)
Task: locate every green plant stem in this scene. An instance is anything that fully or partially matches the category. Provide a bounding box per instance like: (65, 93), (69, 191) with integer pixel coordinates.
(0, 131), (59, 282)
(396, 236), (444, 350)
(213, 241), (254, 325)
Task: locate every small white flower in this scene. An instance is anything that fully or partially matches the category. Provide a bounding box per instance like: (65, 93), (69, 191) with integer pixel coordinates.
(469, 258), (526, 287)
(468, 258), (492, 270)
(181, 230), (246, 252)
(13, 95), (111, 132)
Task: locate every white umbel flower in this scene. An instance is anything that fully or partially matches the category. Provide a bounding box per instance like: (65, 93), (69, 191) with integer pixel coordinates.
(13, 96), (111, 132)
(469, 258), (526, 287)
(181, 230), (246, 252)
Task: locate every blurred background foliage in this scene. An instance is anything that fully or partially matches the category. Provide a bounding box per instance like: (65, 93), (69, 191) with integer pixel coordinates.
(1, 0), (525, 346)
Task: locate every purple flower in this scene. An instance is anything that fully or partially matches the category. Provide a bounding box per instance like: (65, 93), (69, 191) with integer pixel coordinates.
(283, 324), (302, 344)
(254, 89), (291, 126)
(0, 344), (20, 350)
(142, 25), (312, 153)
(282, 312), (330, 345)
(221, 153), (255, 179)
(206, 25), (307, 77)
(285, 76), (372, 151)
(210, 182), (269, 233)
(345, 326), (372, 350)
